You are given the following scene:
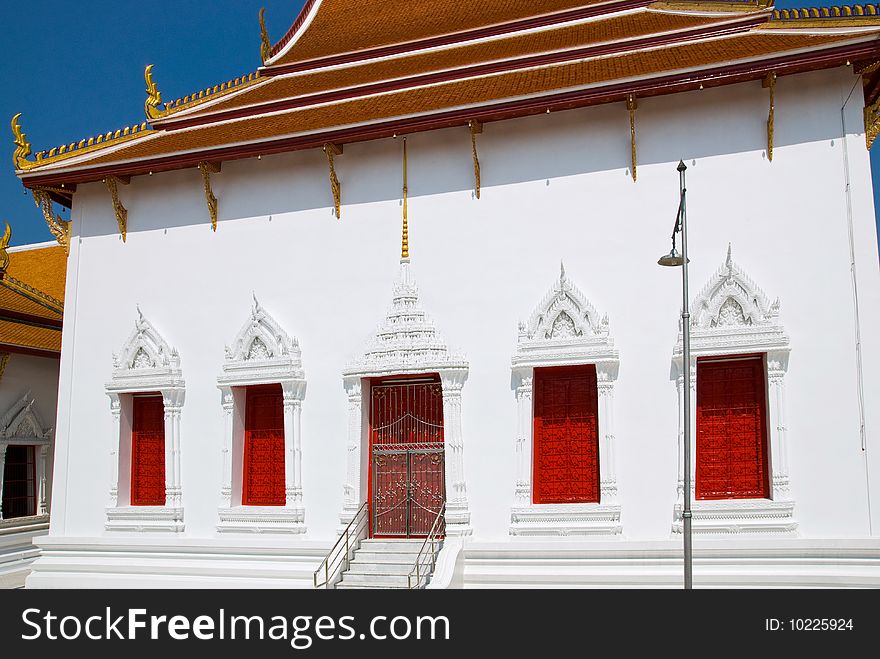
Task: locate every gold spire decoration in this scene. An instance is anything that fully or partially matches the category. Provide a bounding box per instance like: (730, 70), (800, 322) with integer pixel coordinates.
(259, 8), (272, 65)
(764, 72), (777, 161)
(32, 190), (72, 255)
(104, 175), (129, 242)
(626, 95), (638, 181)
(0, 222), (11, 278)
(144, 65), (163, 122)
(469, 120), (483, 199)
(198, 161), (221, 232)
(402, 137), (409, 261)
(11, 113), (31, 170)
(324, 143), (343, 219)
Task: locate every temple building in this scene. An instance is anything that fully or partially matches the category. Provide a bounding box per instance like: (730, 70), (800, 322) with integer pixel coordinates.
(0, 228), (64, 588)
(8, 0), (880, 587)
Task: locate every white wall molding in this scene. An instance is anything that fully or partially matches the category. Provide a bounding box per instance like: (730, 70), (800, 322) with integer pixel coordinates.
(671, 246), (795, 535)
(216, 295), (307, 535)
(510, 263), (621, 537)
(105, 307), (185, 533)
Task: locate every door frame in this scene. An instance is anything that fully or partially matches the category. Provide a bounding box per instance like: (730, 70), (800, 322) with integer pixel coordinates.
(367, 373), (446, 538)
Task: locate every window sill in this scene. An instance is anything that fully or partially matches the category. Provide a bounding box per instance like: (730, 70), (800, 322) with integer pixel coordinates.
(105, 506), (185, 533)
(217, 506), (306, 534)
(510, 503), (622, 537)
(0, 514), (49, 535)
(673, 499), (797, 535)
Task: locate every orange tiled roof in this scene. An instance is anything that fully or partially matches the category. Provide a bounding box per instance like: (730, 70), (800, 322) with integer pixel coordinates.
(0, 319), (61, 353)
(79, 32), (852, 166)
(184, 11), (724, 120)
(269, 0), (617, 65)
(13, 3), (880, 183)
(0, 244), (65, 355)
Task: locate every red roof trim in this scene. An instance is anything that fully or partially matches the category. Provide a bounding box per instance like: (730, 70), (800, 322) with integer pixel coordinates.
(263, 0), (655, 76)
(164, 17), (764, 131)
(0, 309), (63, 329)
(0, 343), (61, 359)
(268, 0), (321, 59)
(21, 40), (876, 189)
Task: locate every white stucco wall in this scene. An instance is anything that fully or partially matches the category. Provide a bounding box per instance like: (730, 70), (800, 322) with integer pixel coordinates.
(0, 353), (59, 587)
(37, 65), (880, 585)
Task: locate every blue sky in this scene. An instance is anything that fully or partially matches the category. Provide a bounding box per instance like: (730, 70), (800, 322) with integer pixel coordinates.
(1, 0), (875, 246)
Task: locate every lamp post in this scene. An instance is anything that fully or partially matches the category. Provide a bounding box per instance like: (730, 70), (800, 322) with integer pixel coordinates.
(658, 160), (693, 590)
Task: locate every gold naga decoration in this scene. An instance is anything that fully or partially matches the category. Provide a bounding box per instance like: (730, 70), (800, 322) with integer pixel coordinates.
(104, 175), (130, 242)
(469, 120), (483, 199)
(144, 65), (164, 122)
(259, 8), (272, 65)
(763, 72), (777, 161)
(198, 161), (221, 231)
(626, 95), (638, 181)
(865, 96), (880, 149)
(0, 353), (9, 382)
(0, 222), (11, 277)
(323, 143), (343, 219)
(402, 137), (409, 260)
(11, 113), (31, 170)
(32, 189), (72, 255)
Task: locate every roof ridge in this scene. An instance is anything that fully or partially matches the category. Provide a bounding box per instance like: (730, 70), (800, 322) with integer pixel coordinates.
(771, 3), (880, 20)
(12, 113), (152, 173)
(0, 276), (64, 315)
(152, 70), (263, 120)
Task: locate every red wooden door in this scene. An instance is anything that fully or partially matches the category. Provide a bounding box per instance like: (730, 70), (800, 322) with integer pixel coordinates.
(696, 355), (770, 500)
(243, 384), (285, 506)
(131, 394), (166, 506)
(533, 365), (600, 504)
(370, 377), (445, 537)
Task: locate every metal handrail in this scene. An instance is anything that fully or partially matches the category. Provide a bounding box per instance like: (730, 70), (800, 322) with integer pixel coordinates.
(314, 501), (369, 589)
(407, 503), (445, 589)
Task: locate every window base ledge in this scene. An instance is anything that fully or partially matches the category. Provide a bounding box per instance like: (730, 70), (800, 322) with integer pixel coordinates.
(105, 506), (185, 533)
(0, 514), (49, 536)
(510, 503), (622, 537)
(216, 506), (306, 534)
(673, 499), (797, 535)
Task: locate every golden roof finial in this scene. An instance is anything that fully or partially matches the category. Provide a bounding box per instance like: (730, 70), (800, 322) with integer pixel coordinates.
(401, 137), (409, 261)
(144, 65), (163, 121)
(11, 113), (31, 170)
(0, 222), (12, 278)
(259, 8), (272, 65)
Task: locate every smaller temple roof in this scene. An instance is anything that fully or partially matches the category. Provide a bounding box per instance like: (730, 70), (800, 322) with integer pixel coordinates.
(0, 233), (65, 357)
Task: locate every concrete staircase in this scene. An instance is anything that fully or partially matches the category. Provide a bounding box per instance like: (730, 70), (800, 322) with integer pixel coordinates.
(336, 539), (439, 589)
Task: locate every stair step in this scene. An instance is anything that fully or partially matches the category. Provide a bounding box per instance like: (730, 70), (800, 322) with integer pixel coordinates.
(346, 563), (415, 576)
(351, 551), (425, 563)
(340, 572), (412, 587)
(336, 583), (408, 590)
(358, 540), (428, 552)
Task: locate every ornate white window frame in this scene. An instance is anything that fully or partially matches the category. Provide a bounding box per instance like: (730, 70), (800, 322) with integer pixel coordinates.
(339, 259), (472, 537)
(216, 296), (306, 534)
(509, 264), (621, 537)
(671, 247), (796, 535)
(0, 392), (51, 525)
(104, 308), (185, 533)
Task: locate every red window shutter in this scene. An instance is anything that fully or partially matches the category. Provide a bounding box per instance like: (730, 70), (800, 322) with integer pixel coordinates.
(696, 356), (770, 500)
(130, 394), (166, 506)
(243, 384), (285, 506)
(533, 365), (600, 504)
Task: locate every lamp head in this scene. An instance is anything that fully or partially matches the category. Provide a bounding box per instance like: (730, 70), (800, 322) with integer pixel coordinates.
(658, 248), (686, 267)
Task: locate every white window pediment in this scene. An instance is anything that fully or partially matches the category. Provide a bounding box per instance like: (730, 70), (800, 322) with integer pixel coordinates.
(218, 295), (304, 387)
(513, 262), (617, 370)
(107, 306), (183, 393)
(0, 393), (51, 445)
(679, 245), (789, 360)
(671, 246), (795, 536)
